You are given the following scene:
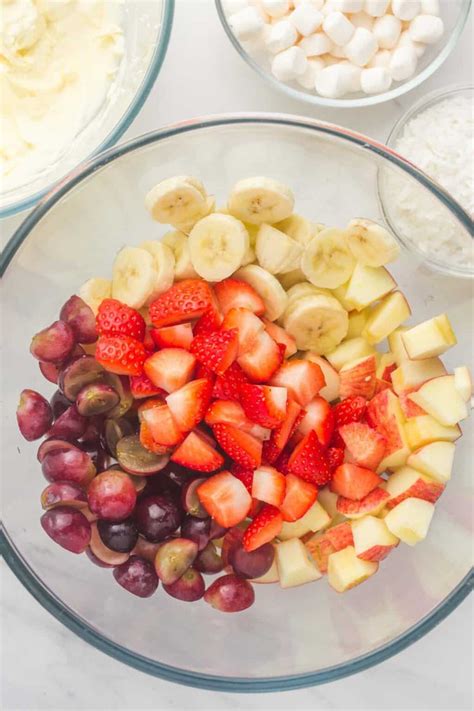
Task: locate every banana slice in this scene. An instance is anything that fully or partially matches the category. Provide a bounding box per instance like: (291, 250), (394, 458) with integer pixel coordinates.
(189, 213), (249, 282)
(228, 177), (294, 225)
(234, 264), (288, 322)
(274, 214), (315, 247)
(287, 282), (331, 306)
(346, 218), (401, 267)
(283, 294), (349, 354)
(255, 224), (303, 275)
(78, 277), (111, 315)
(140, 241), (175, 302)
(302, 228), (355, 289)
(145, 176), (209, 227)
(161, 230), (198, 280)
(241, 244), (256, 267)
(175, 196), (216, 234)
(279, 269), (307, 290)
(111, 247), (159, 309)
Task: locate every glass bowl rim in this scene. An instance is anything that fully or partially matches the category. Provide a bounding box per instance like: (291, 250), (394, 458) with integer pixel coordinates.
(214, 0), (472, 109)
(0, 0), (175, 219)
(1, 113), (473, 691)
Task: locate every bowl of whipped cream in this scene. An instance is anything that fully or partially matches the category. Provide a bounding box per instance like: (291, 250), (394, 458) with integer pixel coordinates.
(0, 0), (174, 217)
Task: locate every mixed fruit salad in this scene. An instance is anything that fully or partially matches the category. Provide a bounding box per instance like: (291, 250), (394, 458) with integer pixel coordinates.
(17, 175), (471, 613)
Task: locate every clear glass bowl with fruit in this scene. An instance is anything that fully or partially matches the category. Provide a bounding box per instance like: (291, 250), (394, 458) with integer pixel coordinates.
(2, 115), (472, 690)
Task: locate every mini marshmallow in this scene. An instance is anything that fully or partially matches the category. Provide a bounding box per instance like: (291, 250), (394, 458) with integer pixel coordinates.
(323, 11), (355, 45)
(350, 11), (374, 30)
(271, 45), (308, 80)
(344, 27), (378, 66)
(408, 14), (444, 44)
(330, 44), (347, 58)
(389, 45), (418, 80)
(289, 3), (323, 36)
(223, 0), (250, 14)
(364, 0), (390, 17)
(315, 63), (355, 97)
(266, 19), (298, 53)
(321, 53), (340, 65)
(398, 30), (425, 57)
(392, 0), (421, 21)
(321, 0), (339, 17)
(332, 0), (364, 11)
(338, 60), (362, 91)
(299, 32), (334, 55)
(297, 57), (326, 88)
(294, 0), (324, 7)
(360, 66), (392, 93)
(261, 0), (291, 18)
(373, 14), (402, 49)
(228, 6), (265, 41)
(368, 48), (392, 67)
(420, 0), (440, 15)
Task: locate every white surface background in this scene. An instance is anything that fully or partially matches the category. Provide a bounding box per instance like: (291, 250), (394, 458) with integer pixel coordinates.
(1, 1), (473, 709)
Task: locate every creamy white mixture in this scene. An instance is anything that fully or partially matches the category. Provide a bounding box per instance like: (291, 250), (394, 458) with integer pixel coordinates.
(0, 0), (124, 192)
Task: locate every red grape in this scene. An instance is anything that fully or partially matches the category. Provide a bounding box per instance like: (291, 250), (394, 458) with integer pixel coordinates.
(39, 361), (61, 384)
(87, 469), (137, 521)
(163, 568), (205, 602)
(30, 320), (75, 363)
(113, 556), (159, 597)
(180, 515), (211, 551)
(59, 295), (97, 344)
(134, 495), (183, 542)
(181, 478), (209, 518)
(48, 404), (87, 440)
(116, 435), (170, 476)
(229, 543), (274, 580)
(209, 520), (228, 540)
(59, 355), (105, 401)
(103, 417), (135, 458)
(16, 389), (53, 441)
(103, 374), (133, 418)
(221, 526), (245, 569)
(204, 574), (255, 613)
(97, 518), (138, 553)
(41, 481), (87, 510)
(194, 542), (224, 575)
(89, 522), (129, 566)
(41, 506), (91, 553)
(42, 448), (96, 486)
(50, 390), (70, 420)
(76, 382), (119, 417)
(131, 536), (161, 563)
(153, 537), (198, 584)
(86, 547), (115, 568)
(37, 438), (79, 462)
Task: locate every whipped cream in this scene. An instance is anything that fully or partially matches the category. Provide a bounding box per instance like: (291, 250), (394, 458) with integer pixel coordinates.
(0, 0), (124, 192)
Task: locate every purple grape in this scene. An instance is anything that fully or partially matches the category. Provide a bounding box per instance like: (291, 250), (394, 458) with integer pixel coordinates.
(204, 574), (255, 613)
(116, 435), (170, 476)
(41, 448), (96, 486)
(194, 542), (224, 575)
(141, 473), (180, 501)
(104, 374), (133, 418)
(30, 320), (75, 363)
(162, 461), (194, 488)
(89, 522), (129, 566)
(163, 568), (205, 602)
(103, 417), (135, 458)
(76, 382), (119, 417)
(97, 518), (138, 553)
(41, 481), (87, 510)
(134, 495), (183, 543)
(93, 444), (110, 473)
(50, 390), (70, 420)
(131, 536), (161, 563)
(221, 527), (245, 569)
(59, 355), (105, 401)
(86, 547), (116, 568)
(181, 478), (209, 518)
(16, 389), (53, 441)
(113, 556), (159, 597)
(37, 438), (80, 462)
(229, 543), (274, 580)
(209, 520), (228, 541)
(127, 474), (147, 494)
(180, 515), (211, 551)
(48, 404), (87, 440)
(153, 537), (198, 584)
(39, 361), (61, 384)
(87, 469), (137, 521)
(80, 416), (103, 451)
(59, 295), (97, 344)
(41, 506), (91, 553)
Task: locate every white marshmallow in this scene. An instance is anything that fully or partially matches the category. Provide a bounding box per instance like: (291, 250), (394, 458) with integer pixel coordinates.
(398, 30), (425, 57)
(364, 0), (390, 17)
(420, 0), (440, 16)
(389, 45), (418, 80)
(289, 3), (323, 36)
(261, 0), (291, 18)
(408, 14), (444, 43)
(299, 32), (334, 55)
(323, 12), (355, 45)
(338, 60), (362, 90)
(373, 14), (401, 49)
(321, 0), (339, 16)
(223, 0), (250, 14)
(350, 11), (374, 30)
(271, 45), (308, 80)
(228, 7), (265, 41)
(392, 0), (421, 21)
(332, 0), (364, 11)
(360, 66), (392, 93)
(315, 63), (355, 97)
(368, 48), (392, 67)
(344, 27), (378, 66)
(322, 53), (340, 65)
(297, 56), (326, 87)
(294, 0), (324, 7)
(266, 19), (298, 53)
(330, 44), (347, 58)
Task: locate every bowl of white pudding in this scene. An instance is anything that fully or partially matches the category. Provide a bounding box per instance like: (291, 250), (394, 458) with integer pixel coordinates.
(0, 0), (174, 217)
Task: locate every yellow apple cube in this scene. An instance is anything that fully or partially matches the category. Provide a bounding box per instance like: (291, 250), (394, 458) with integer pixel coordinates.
(454, 366), (472, 402)
(327, 546), (378, 592)
(326, 337), (376, 371)
(409, 375), (468, 426)
(404, 415), (461, 450)
(351, 516), (399, 561)
(276, 538), (322, 588)
(388, 327), (409, 365)
(317, 486), (339, 520)
(402, 314), (457, 359)
(362, 291), (411, 345)
(332, 281), (357, 311)
(391, 358), (447, 394)
(407, 441), (455, 484)
(344, 264), (396, 311)
(278, 501), (331, 541)
(384, 498), (434, 545)
(346, 309), (370, 339)
(384, 466), (444, 509)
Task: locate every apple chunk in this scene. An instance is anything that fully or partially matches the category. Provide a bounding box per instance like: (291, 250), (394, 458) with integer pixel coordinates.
(327, 546), (378, 592)
(408, 375), (468, 426)
(366, 389), (410, 470)
(376, 352), (397, 381)
(344, 264), (396, 311)
(384, 466), (444, 509)
(325, 337), (375, 372)
(391, 358), (446, 394)
(384, 498), (435, 546)
(352, 515), (399, 561)
(362, 291), (411, 345)
(339, 354), (377, 400)
(276, 538), (322, 588)
(336, 487), (389, 519)
(402, 314), (457, 359)
(454, 366), (472, 402)
(407, 441), (455, 484)
(387, 327), (409, 365)
(278, 501), (331, 540)
(346, 308), (370, 339)
(304, 353), (340, 402)
(404, 415), (461, 450)
(317, 486), (339, 520)
(306, 522), (354, 573)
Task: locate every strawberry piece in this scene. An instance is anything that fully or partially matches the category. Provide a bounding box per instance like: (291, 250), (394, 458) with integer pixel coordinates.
(190, 329), (239, 375)
(279, 473), (318, 522)
(141, 404), (183, 447)
(237, 330), (283, 383)
(262, 318), (297, 358)
(150, 323), (194, 350)
(129, 373), (164, 399)
(204, 399), (269, 440)
(239, 383), (288, 429)
(212, 423), (262, 469)
(214, 278), (265, 316)
(248, 498), (263, 519)
(195, 362), (215, 384)
(339, 422), (386, 470)
(137, 396), (165, 421)
(262, 399), (303, 464)
(221, 308), (264, 356)
(274, 447), (292, 475)
(251, 465), (286, 507)
(327, 446), (344, 472)
(297, 396), (335, 447)
(171, 431), (224, 472)
(143, 329), (156, 353)
(139, 422), (171, 455)
(144, 348), (196, 393)
(333, 395), (367, 428)
(166, 378), (212, 433)
(339, 354), (377, 400)
(336, 487), (389, 517)
(95, 335), (146, 376)
(193, 307), (223, 337)
(242, 504), (283, 552)
(330, 462), (383, 500)
(149, 279), (216, 328)
(230, 463), (254, 493)
(288, 431), (331, 486)
(197, 471), (252, 527)
(212, 362), (248, 401)
(96, 299), (146, 341)
(270, 359), (325, 407)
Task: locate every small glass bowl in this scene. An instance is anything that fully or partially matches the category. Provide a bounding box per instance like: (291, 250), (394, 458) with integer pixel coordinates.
(215, 0), (472, 109)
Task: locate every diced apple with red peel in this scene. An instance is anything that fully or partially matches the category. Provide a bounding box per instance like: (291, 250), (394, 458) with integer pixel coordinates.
(305, 522), (353, 573)
(407, 441), (455, 484)
(404, 415), (461, 450)
(346, 309), (370, 339)
(304, 353), (340, 402)
(326, 337), (376, 372)
(366, 389), (411, 471)
(339, 354), (377, 400)
(362, 291), (411, 345)
(251, 466), (286, 506)
(278, 501), (331, 540)
(327, 546), (378, 592)
(317, 486), (339, 520)
(326, 521), (354, 550)
(344, 264), (396, 311)
(376, 353), (397, 382)
(391, 358), (447, 395)
(276, 538), (322, 588)
(384, 466), (444, 509)
(401, 314), (457, 360)
(336, 487), (389, 519)
(408, 375), (468, 426)
(387, 327), (409, 365)
(454, 366), (472, 402)
(384, 498), (435, 546)
(339, 422), (386, 470)
(398, 392), (426, 419)
(351, 515), (399, 562)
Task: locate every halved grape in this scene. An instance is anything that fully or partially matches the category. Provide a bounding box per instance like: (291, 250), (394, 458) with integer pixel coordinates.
(37, 438), (80, 462)
(113, 556), (159, 597)
(41, 481), (87, 510)
(41, 506), (91, 553)
(89, 522), (129, 566)
(131, 536), (161, 563)
(87, 469), (137, 521)
(80, 416), (103, 451)
(209, 520), (228, 541)
(76, 383), (119, 417)
(163, 568), (205, 602)
(103, 417), (135, 458)
(180, 515), (211, 551)
(97, 518), (138, 553)
(229, 543), (274, 580)
(81, 506), (98, 523)
(48, 404), (87, 440)
(153, 537), (198, 584)
(162, 461), (193, 488)
(134, 495), (183, 542)
(93, 444), (110, 473)
(59, 355), (104, 401)
(221, 526), (245, 569)
(181, 478), (209, 519)
(194, 542), (224, 575)
(42, 448), (96, 486)
(50, 390), (70, 420)
(30, 321), (75, 364)
(104, 374), (133, 418)
(16, 389), (53, 441)
(127, 474), (147, 493)
(59, 295), (97, 344)
(39, 361), (61, 384)
(203, 574), (255, 613)
(116, 435), (169, 476)
(141, 473), (181, 501)
(86, 547), (115, 568)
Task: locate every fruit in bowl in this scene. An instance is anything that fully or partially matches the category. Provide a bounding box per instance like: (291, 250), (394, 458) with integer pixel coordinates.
(17, 175), (470, 612)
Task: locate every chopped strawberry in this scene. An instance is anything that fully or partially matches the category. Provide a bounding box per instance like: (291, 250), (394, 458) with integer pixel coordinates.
(96, 299), (146, 341)
(230, 463), (254, 493)
(251, 465), (286, 507)
(327, 446), (345, 472)
(193, 306), (223, 337)
(212, 423), (262, 469)
(339, 422), (386, 470)
(197, 470), (252, 527)
(137, 395), (165, 421)
(139, 422), (171, 455)
(190, 329), (239, 375)
(262, 318), (297, 358)
(279, 473), (318, 522)
(149, 279), (216, 328)
(129, 372), (164, 399)
(270, 359), (325, 407)
(333, 396), (367, 428)
(144, 347), (196, 393)
(288, 431), (331, 486)
(262, 399), (303, 464)
(95, 335), (146, 376)
(141, 403), (183, 447)
(274, 447), (292, 475)
(150, 323), (194, 350)
(143, 328), (156, 352)
(166, 378), (212, 433)
(214, 278), (265, 316)
(239, 383), (288, 429)
(248, 498), (263, 519)
(339, 354), (377, 400)
(242, 504), (283, 552)
(330, 462), (383, 500)
(336, 487), (389, 517)
(238, 329), (283, 382)
(204, 399), (268, 440)
(212, 361), (248, 401)
(221, 308), (264, 356)
(297, 396), (335, 447)
(195, 362), (216, 384)
(171, 431), (224, 472)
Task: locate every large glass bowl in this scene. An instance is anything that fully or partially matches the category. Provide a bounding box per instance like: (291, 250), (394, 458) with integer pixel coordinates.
(0, 0), (174, 218)
(1, 115), (472, 692)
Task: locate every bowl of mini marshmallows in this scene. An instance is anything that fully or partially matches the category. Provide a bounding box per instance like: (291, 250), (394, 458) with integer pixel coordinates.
(216, 0), (472, 107)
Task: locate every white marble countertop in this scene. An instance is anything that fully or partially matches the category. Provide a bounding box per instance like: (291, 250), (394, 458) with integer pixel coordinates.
(1, 1), (473, 709)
